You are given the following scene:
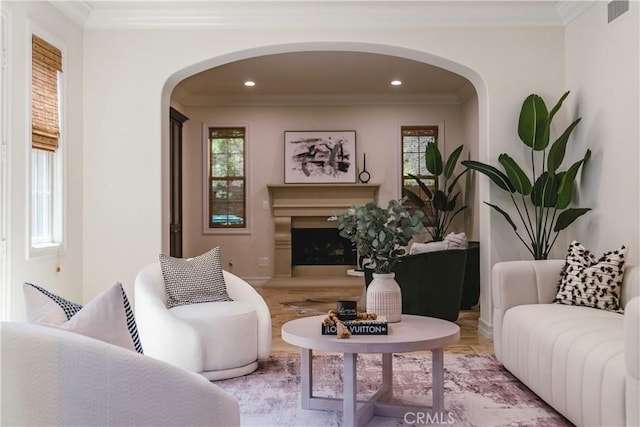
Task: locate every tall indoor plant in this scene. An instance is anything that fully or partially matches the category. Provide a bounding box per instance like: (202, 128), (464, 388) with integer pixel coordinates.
(334, 199), (424, 322)
(462, 91), (591, 259)
(403, 143), (469, 241)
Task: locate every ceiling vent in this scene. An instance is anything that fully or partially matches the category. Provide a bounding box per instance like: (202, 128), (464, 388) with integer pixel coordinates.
(608, 0), (629, 23)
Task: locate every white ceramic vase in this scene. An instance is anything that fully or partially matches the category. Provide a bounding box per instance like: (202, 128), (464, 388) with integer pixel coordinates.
(366, 272), (402, 323)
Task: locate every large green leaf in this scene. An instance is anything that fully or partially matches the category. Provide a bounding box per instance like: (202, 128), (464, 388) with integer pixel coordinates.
(554, 172), (572, 209)
(548, 91), (570, 124)
(547, 117), (582, 173)
(407, 173), (433, 200)
(554, 208), (590, 232)
(425, 143), (443, 176)
(446, 167), (470, 194)
(498, 154), (532, 195)
(446, 191), (460, 211)
(444, 145), (464, 179)
(484, 202), (517, 231)
(433, 190), (448, 211)
(461, 160), (516, 193)
(402, 188), (425, 208)
(557, 149), (592, 195)
(531, 172), (559, 207)
(518, 94), (550, 150)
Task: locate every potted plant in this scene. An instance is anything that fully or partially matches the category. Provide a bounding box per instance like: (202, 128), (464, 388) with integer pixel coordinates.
(462, 91), (590, 259)
(403, 143), (469, 242)
(334, 199), (424, 322)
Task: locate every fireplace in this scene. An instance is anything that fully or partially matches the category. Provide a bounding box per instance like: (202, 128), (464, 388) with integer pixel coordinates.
(268, 184), (379, 277)
(291, 228), (356, 266)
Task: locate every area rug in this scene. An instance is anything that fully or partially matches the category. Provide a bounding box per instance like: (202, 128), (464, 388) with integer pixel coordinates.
(215, 353), (571, 426)
(280, 297), (337, 316)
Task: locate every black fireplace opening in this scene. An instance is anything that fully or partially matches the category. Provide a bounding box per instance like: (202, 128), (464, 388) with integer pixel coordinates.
(291, 228), (357, 266)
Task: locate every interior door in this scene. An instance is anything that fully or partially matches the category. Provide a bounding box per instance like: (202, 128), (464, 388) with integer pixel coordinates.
(169, 107), (188, 258)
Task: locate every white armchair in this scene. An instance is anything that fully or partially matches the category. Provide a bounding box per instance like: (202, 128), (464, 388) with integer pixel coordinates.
(1, 322), (240, 426)
(134, 262), (272, 380)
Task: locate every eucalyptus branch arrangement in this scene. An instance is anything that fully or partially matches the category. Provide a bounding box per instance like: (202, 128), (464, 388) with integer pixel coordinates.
(332, 199), (424, 274)
(462, 91), (591, 259)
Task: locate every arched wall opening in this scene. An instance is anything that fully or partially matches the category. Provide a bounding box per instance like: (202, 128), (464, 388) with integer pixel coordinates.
(160, 42), (492, 335)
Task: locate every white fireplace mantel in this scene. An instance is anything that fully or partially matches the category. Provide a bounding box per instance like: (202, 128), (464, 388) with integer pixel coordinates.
(267, 184), (380, 277)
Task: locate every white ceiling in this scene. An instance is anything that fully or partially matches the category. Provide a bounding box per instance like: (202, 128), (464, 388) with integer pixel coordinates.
(173, 51), (474, 105)
(53, 1), (594, 30)
(49, 1), (594, 105)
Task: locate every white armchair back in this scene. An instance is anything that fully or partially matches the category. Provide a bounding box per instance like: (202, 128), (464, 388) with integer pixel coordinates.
(1, 322), (240, 426)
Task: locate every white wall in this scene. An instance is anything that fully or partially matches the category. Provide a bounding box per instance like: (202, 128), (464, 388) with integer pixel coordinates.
(4, 1), (83, 320)
(461, 95), (479, 240)
(82, 25), (566, 333)
(180, 102), (470, 279)
(4, 2), (636, 335)
(566, 1), (640, 264)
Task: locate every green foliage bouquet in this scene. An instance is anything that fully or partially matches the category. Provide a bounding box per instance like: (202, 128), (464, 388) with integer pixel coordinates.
(334, 199), (424, 274)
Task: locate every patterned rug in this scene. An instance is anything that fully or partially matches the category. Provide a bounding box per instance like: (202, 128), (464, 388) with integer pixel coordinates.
(280, 297), (338, 316)
(215, 353), (571, 427)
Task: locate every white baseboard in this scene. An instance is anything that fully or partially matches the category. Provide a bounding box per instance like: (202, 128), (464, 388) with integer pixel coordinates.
(243, 276), (271, 286)
(478, 317), (493, 339)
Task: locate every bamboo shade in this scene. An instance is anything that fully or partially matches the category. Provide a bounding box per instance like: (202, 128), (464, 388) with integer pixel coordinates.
(401, 126), (438, 138)
(32, 35), (62, 152)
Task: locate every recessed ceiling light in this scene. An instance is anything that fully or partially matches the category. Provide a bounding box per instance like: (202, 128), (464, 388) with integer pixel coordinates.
(244, 80), (256, 87)
(391, 80), (402, 86)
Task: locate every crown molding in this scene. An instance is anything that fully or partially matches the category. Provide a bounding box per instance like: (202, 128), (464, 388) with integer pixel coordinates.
(53, 1), (568, 30)
(555, 0), (596, 25)
(49, 1), (92, 28)
(172, 91), (469, 107)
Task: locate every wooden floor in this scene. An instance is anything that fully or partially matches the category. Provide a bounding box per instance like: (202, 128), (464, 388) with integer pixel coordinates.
(255, 278), (493, 356)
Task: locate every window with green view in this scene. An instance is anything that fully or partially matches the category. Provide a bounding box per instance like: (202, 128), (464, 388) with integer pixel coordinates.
(208, 127), (246, 229)
(401, 126), (438, 224)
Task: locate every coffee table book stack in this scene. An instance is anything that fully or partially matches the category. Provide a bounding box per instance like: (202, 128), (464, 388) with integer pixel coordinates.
(321, 316), (388, 335)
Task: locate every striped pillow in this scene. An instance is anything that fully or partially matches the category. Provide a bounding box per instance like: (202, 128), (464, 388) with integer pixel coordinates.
(23, 282), (144, 353)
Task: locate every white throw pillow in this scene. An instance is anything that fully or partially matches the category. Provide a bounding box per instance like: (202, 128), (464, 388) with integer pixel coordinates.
(553, 240), (627, 313)
(409, 240), (449, 255)
(23, 283), (83, 324)
(444, 232), (468, 249)
(23, 282), (144, 353)
(159, 246), (232, 308)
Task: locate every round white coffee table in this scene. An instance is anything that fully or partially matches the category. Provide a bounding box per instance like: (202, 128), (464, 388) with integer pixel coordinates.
(281, 314), (460, 427)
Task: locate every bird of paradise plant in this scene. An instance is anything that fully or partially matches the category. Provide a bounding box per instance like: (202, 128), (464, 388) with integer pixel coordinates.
(462, 91), (591, 260)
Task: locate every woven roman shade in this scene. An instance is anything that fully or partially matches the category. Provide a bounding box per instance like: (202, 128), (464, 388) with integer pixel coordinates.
(32, 35), (62, 152)
(401, 126), (438, 138)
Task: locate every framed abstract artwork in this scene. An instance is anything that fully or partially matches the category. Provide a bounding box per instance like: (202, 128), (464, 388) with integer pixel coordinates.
(284, 130), (356, 183)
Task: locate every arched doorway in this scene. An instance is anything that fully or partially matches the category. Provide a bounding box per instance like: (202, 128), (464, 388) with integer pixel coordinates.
(160, 42), (491, 335)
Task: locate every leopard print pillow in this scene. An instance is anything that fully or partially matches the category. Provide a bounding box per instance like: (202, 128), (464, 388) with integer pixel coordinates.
(553, 241), (627, 313)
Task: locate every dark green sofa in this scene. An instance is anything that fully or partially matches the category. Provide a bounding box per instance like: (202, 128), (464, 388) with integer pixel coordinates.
(364, 247), (468, 322)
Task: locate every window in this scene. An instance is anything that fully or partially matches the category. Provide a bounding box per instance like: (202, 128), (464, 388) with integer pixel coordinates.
(401, 125), (438, 223)
(205, 126), (247, 231)
(31, 34), (63, 249)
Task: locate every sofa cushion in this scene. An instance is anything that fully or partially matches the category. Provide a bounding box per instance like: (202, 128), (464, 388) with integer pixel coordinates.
(170, 300), (258, 371)
(24, 282), (144, 354)
(553, 240), (627, 313)
(159, 247), (232, 308)
(502, 303), (625, 426)
(23, 283), (83, 323)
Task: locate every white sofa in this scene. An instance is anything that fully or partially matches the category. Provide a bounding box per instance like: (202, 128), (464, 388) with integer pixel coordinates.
(1, 321), (240, 426)
(135, 262), (272, 380)
(493, 260), (640, 426)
